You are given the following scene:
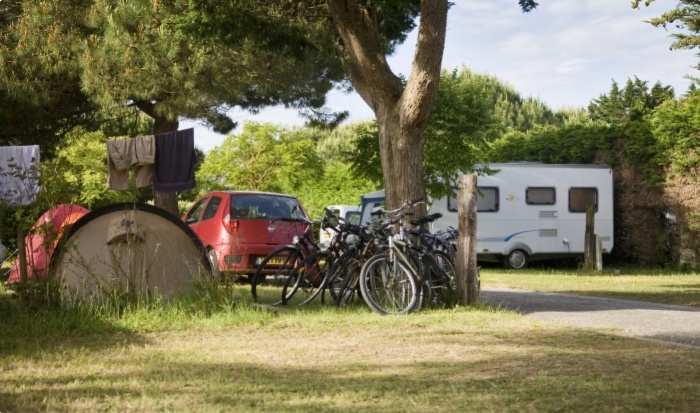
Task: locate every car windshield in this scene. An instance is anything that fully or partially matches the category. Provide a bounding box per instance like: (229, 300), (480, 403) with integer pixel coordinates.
(230, 194), (305, 220)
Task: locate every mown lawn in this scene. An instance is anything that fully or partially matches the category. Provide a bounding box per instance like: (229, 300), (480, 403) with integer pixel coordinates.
(1, 270), (699, 412)
(481, 267), (700, 307)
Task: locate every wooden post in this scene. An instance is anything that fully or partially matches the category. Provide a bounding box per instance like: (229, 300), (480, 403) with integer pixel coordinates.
(456, 173), (479, 304)
(595, 234), (603, 272)
(583, 203), (595, 271)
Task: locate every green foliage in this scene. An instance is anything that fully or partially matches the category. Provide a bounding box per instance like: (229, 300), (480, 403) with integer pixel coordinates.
(633, 0), (700, 71)
(316, 122), (368, 163)
(344, 121), (384, 187)
(423, 68), (504, 198)
(649, 94), (700, 177)
(343, 67), (589, 199)
(448, 67), (584, 133)
(194, 121), (377, 219)
(41, 128), (139, 209)
(196, 122), (324, 195)
(293, 161), (378, 219)
(588, 77), (674, 124)
(488, 124), (614, 164)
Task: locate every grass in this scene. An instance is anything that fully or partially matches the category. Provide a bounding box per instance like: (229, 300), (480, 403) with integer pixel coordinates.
(1, 270), (700, 412)
(481, 267), (700, 307)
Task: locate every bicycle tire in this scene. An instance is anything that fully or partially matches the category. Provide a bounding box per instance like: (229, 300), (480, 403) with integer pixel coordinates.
(250, 245), (303, 306)
(424, 250), (456, 308)
(281, 251), (331, 306)
(326, 254), (363, 306)
(359, 253), (419, 315)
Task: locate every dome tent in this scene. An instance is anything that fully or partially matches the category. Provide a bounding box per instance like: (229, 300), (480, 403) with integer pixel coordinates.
(53, 202), (211, 304)
(8, 204), (90, 284)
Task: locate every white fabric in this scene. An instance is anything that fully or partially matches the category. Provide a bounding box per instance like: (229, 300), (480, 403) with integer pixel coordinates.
(0, 145), (41, 205)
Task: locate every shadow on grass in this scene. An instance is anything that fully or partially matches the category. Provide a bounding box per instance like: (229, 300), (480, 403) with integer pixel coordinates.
(1, 327), (699, 412)
(0, 290), (147, 358)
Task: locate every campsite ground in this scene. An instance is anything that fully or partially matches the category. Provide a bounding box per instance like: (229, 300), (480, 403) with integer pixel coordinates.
(1, 269), (699, 412)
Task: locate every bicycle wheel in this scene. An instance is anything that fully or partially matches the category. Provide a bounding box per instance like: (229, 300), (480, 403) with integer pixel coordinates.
(250, 246), (303, 306)
(359, 253), (419, 315)
(424, 250), (456, 308)
(329, 257), (363, 306)
(281, 251), (331, 306)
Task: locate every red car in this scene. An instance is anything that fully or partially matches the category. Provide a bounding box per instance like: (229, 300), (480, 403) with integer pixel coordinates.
(183, 191), (311, 277)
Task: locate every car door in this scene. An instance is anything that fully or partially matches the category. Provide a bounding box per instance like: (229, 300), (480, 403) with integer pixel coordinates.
(194, 195), (224, 247)
(184, 197), (209, 234)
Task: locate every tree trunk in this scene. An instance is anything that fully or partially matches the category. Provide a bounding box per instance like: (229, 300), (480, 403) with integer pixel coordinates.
(326, 0), (448, 212)
(376, 106), (426, 214)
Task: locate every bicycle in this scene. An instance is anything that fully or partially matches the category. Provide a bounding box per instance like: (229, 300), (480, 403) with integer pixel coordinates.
(359, 198), (458, 314)
(280, 209), (362, 306)
(250, 215), (320, 306)
(358, 198), (424, 314)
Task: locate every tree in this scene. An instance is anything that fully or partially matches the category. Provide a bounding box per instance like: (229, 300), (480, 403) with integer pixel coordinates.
(325, 1), (446, 214)
(322, 1), (539, 213)
(196, 122), (324, 195)
(0, 1), (351, 215)
(632, 0), (700, 72)
(346, 67), (580, 200)
(588, 77), (674, 124)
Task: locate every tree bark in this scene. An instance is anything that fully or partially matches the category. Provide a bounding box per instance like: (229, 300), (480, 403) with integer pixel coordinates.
(327, 0), (448, 213)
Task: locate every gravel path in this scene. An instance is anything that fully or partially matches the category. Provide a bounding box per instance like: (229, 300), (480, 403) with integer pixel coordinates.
(481, 287), (700, 348)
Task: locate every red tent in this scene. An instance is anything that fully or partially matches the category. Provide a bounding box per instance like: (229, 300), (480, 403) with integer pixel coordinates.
(7, 204), (89, 284)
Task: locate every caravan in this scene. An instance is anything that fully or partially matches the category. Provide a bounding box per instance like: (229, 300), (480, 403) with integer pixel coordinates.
(360, 164), (614, 269)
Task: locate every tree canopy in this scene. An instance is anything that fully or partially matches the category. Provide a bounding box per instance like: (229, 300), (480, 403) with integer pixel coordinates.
(633, 0), (700, 68)
(588, 77), (675, 124)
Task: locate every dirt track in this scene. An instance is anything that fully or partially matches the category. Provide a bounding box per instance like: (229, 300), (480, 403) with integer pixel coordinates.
(481, 287), (700, 348)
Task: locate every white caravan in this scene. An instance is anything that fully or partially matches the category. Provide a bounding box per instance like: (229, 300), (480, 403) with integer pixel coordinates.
(319, 205), (361, 248)
(427, 163), (614, 269)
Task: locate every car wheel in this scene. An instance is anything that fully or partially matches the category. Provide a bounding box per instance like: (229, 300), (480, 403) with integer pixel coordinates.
(207, 249), (221, 278)
(503, 249), (529, 270)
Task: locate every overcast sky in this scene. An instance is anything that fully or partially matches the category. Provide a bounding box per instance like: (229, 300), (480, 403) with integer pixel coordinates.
(184, 0), (699, 152)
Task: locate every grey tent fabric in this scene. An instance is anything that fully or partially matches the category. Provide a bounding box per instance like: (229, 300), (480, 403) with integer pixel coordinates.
(53, 203), (210, 304)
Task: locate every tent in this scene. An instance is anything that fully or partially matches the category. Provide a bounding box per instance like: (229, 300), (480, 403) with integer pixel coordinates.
(53, 202), (211, 304)
(359, 189), (385, 227)
(7, 204), (90, 284)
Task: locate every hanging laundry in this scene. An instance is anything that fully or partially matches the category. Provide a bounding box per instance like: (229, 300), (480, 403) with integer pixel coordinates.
(106, 135), (155, 190)
(0, 145), (41, 205)
(153, 128), (196, 192)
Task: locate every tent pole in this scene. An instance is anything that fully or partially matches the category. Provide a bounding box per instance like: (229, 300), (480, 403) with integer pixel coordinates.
(18, 226), (27, 285)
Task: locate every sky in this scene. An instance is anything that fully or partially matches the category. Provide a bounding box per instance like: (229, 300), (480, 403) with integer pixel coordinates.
(183, 0), (700, 153)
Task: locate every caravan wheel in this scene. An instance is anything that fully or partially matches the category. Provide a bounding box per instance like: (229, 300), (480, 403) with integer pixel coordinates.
(504, 250), (529, 270)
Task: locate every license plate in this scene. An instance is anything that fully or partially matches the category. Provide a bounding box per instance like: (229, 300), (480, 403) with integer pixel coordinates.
(256, 256), (288, 265)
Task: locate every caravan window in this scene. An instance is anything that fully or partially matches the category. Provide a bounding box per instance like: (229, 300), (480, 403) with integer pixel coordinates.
(569, 187), (598, 212)
(526, 187), (555, 205)
(447, 186), (499, 212)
